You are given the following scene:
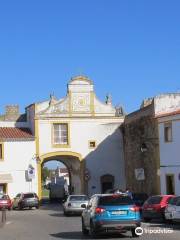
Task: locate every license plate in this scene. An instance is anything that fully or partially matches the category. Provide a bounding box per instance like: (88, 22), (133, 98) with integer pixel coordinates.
(111, 210), (127, 215)
(147, 208), (153, 210)
(72, 203), (79, 207)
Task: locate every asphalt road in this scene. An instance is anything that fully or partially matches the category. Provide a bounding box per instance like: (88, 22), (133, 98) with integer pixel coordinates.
(0, 202), (180, 240)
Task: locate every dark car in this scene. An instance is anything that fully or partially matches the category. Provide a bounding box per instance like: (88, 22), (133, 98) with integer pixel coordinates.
(132, 193), (148, 212)
(82, 194), (141, 238)
(0, 194), (12, 210)
(12, 192), (39, 210)
(142, 195), (175, 222)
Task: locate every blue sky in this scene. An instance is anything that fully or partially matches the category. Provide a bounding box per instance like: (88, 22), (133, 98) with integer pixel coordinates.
(0, 0), (180, 115)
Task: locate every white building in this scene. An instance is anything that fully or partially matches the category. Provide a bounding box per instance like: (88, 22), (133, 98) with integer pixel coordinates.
(0, 75), (125, 198)
(156, 94), (180, 195)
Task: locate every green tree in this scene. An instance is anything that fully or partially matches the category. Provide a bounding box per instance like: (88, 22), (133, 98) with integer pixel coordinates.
(42, 166), (50, 183)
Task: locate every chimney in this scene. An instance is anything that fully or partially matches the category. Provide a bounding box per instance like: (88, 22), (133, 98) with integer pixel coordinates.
(5, 105), (20, 121)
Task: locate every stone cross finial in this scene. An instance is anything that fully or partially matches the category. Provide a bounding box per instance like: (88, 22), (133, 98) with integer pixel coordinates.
(105, 94), (112, 105)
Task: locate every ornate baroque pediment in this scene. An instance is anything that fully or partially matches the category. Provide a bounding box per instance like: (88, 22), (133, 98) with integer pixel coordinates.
(35, 75), (124, 118)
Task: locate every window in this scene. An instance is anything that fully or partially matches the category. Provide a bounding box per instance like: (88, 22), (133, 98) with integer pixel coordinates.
(166, 174), (175, 195)
(69, 195), (89, 201)
(146, 196), (162, 205)
(164, 122), (172, 142)
(89, 140), (96, 149)
(0, 143), (4, 160)
(52, 123), (69, 146)
(98, 195), (133, 206)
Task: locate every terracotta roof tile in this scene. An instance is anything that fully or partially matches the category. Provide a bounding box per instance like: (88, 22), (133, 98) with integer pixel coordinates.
(0, 127), (34, 140)
(155, 109), (180, 118)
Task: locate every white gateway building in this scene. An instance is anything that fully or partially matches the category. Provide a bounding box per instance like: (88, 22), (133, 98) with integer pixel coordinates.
(0, 76), (125, 199)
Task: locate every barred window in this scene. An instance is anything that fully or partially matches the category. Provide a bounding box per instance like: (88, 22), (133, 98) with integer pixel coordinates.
(53, 123), (68, 145)
(164, 122), (172, 142)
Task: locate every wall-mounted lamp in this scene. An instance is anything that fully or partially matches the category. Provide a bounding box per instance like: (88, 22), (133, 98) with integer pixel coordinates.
(32, 154), (41, 164)
(140, 143), (148, 152)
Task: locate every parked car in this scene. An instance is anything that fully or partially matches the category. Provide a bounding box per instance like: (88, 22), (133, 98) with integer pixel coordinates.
(81, 194), (141, 238)
(142, 195), (175, 222)
(0, 194), (12, 210)
(165, 196), (180, 222)
(63, 195), (89, 216)
(12, 192), (39, 210)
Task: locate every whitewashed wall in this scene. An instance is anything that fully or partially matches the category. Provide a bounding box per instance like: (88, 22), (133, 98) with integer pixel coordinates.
(38, 118), (125, 195)
(158, 114), (180, 195)
(0, 141), (37, 198)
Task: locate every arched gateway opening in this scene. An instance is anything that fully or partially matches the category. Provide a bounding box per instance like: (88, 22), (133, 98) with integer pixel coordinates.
(38, 152), (85, 200)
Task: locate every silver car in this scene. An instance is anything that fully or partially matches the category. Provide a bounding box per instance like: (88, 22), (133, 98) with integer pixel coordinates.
(63, 195), (89, 216)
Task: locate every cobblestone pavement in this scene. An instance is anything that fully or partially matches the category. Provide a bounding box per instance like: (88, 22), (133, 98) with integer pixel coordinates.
(0, 202), (179, 240)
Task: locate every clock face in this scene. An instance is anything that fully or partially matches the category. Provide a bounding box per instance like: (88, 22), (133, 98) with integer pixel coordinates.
(72, 93), (90, 112)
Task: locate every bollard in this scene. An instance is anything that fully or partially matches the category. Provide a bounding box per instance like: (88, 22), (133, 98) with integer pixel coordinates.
(1, 207), (6, 224)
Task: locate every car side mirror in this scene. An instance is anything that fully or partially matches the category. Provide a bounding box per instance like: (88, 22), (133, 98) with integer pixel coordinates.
(81, 204), (87, 209)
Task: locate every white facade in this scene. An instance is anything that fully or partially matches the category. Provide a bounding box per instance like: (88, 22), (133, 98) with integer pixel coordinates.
(0, 123), (37, 198)
(33, 76), (125, 196)
(156, 94), (180, 196)
(0, 75), (125, 198)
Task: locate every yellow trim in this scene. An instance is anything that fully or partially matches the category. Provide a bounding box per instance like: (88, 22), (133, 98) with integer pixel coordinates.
(5, 183), (8, 194)
(38, 151), (85, 194)
(34, 104), (42, 200)
(40, 151), (82, 162)
(90, 91), (95, 116)
(0, 142), (4, 161)
(88, 140), (97, 149)
(68, 91), (72, 117)
(51, 122), (70, 148)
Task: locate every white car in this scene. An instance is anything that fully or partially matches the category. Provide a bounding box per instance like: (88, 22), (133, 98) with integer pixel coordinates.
(165, 196), (180, 222)
(63, 195), (89, 216)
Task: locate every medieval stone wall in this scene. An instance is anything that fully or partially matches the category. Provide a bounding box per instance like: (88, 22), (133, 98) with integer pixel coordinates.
(123, 104), (160, 195)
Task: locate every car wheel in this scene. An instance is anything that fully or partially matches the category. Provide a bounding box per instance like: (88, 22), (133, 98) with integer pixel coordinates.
(63, 210), (69, 216)
(82, 219), (89, 235)
(8, 207), (12, 211)
(90, 221), (97, 238)
(18, 204), (23, 210)
(36, 205), (39, 209)
(131, 228), (139, 238)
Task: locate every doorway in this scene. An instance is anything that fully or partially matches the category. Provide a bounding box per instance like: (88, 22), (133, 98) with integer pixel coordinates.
(0, 183), (7, 194)
(42, 160), (70, 201)
(38, 152), (85, 200)
(101, 174), (114, 193)
(166, 174), (175, 195)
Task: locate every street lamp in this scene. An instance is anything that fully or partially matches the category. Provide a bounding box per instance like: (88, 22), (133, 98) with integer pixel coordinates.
(140, 142), (147, 152)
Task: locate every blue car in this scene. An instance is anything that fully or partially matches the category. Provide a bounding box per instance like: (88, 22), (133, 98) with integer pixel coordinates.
(82, 194), (141, 238)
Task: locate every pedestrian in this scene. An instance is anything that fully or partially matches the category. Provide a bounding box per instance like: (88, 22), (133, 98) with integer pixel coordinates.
(125, 188), (133, 198)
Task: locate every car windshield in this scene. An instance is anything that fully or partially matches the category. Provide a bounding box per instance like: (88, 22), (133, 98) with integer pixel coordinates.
(99, 195), (134, 206)
(69, 196), (88, 201)
(0, 194), (9, 200)
(23, 193), (35, 199)
(146, 196), (162, 204)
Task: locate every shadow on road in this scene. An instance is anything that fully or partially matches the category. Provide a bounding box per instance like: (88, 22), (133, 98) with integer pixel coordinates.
(148, 222), (180, 231)
(50, 231), (130, 239)
(40, 199), (62, 212)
